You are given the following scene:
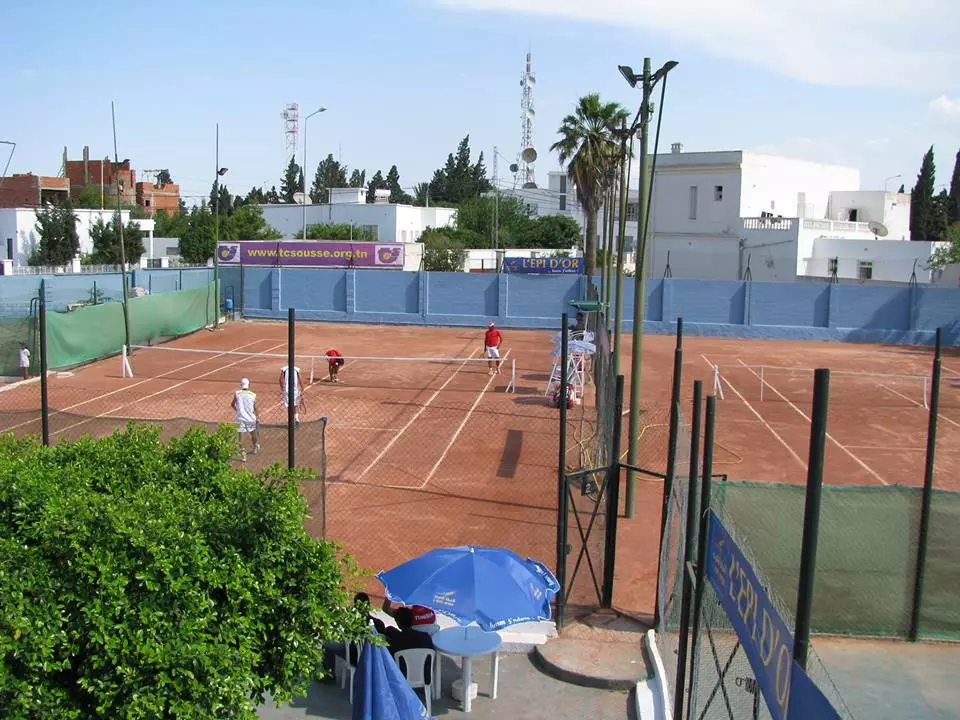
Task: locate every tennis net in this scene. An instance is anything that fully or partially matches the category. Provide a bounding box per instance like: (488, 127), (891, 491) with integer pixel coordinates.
(123, 344), (517, 392)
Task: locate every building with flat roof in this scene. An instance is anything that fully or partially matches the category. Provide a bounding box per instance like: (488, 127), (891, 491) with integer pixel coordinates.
(0, 173), (70, 208)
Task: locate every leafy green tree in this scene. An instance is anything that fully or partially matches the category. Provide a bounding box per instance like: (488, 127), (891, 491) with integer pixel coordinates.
(209, 182), (232, 217)
(366, 170), (385, 204)
(910, 146), (939, 241)
(178, 206), (215, 263)
(87, 213), (145, 265)
(0, 425), (368, 720)
(70, 184), (104, 208)
(929, 222), (960, 270)
(551, 93), (629, 275)
(420, 228), (467, 271)
(305, 223), (376, 241)
(527, 214), (583, 250)
(31, 200), (80, 265)
(310, 154), (349, 203)
(223, 205), (282, 240)
(947, 149), (960, 225)
(156, 168), (173, 185)
(348, 169), (366, 188)
(265, 186), (280, 204)
(153, 208), (189, 240)
(932, 189), (950, 239)
(280, 156), (303, 204)
(456, 195), (533, 246)
(385, 165), (412, 204)
(427, 135), (492, 204)
(412, 182), (430, 207)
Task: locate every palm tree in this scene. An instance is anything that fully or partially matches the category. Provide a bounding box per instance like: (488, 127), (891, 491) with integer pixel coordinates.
(551, 94), (629, 277)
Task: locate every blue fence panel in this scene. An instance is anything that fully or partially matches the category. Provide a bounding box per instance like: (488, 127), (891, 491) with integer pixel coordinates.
(242, 267), (272, 311)
(356, 270), (419, 315)
(47, 273), (129, 309)
(915, 287), (960, 342)
(427, 272), (498, 317)
(668, 279), (746, 325)
(750, 282), (830, 328)
(280, 268), (346, 312)
(834, 285), (910, 330)
(0, 276), (43, 308)
(506, 275), (580, 320)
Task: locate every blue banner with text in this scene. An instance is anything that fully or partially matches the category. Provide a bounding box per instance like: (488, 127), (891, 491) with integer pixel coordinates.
(502, 256), (583, 274)
(705, 512), (839, 720)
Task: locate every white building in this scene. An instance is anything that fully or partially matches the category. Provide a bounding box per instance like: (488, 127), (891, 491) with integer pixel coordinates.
(258, 190), (457, 245)
(501, 147), (952, 285)
(0, 207), (156, 272)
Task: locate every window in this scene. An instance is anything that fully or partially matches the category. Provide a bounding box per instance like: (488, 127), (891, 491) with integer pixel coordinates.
(857, 261), (873, 280)
(847, 209), (859, 222)
(713, 185), (723, 202)
(827, 257), (838, 275)
(6, 237), (11, 260)
(559, 194), (566, 211)
(626, 203), (639, 221)
(688, 186), (698, 220)
(559, 176), (567, 193)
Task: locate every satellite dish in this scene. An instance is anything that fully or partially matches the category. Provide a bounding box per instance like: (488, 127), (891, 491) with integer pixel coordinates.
(509, 163), (519, 173)
(868, 221), (888, 238)
(522, 182), (537, 189)
(521, 148), (537, 164)
(293, 192), (306, 204)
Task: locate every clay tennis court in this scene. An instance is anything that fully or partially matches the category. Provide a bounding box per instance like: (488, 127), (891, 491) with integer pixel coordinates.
(1, 320), (957, 617)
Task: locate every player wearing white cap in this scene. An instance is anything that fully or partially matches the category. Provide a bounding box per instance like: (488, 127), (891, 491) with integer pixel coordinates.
(279, 364), (305, 426)
(231, 378), (260, 461)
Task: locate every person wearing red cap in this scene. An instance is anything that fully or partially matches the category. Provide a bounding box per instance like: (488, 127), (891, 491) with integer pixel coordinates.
(483, 321), (503, 375)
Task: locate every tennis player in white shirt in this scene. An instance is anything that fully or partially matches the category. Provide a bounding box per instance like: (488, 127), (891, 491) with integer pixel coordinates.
(279, 364), (305, 426)
(231, 378), (261, 461)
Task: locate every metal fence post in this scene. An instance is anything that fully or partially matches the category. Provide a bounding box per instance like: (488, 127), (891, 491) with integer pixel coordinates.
(910, 327), (943, 641)
(555, 313), (570, 628)
(655, 316), (684, 627)
(39, 300), (50, 447)
(687, 393), (716, 719)
(602, 375), (625, 608)
(287, 307), (296, 470)
(794, 368), (829, 669)
(673, 380), (703, 720)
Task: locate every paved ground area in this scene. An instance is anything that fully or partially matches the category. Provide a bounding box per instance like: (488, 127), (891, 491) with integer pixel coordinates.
(815, 638), (960, 719)
(254, 651), (634, 719)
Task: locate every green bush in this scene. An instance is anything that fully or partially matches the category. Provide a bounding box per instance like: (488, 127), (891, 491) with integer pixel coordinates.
(0, 425), (367, 719)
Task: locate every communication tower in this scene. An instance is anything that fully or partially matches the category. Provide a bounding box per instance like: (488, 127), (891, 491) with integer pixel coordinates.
(519, 52), (537, 189)
(282, 103), (299, 158)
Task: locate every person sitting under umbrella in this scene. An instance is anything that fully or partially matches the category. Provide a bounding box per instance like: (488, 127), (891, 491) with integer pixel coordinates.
(381, 597), (437, 630)
(384, 606), (435, 686)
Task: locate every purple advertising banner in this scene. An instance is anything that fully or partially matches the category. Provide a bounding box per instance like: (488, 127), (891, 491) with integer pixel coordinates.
(216, 241), (404, 269)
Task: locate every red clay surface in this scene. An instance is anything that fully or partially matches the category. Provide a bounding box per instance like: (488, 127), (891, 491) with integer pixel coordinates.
(2, 321), (957, 620)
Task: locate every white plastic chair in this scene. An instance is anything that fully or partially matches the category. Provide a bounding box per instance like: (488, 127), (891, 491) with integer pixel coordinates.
(394, 648), (435, 715)
(336, 639), (363, 703)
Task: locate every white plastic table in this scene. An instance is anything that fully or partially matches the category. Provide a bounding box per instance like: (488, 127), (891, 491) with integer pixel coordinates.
(431, 626), (502, 713)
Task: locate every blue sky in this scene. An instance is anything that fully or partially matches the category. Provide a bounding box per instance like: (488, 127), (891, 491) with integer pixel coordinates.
(2, 0), (958, 205)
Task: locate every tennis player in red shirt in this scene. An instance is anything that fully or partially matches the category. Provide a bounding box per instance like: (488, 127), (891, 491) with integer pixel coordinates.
(325, 348), (345, 383)
(483, 322), (503, 375)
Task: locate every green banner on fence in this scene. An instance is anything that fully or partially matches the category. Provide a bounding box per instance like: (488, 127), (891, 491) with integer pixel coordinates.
(712, 481), (960, 639)
(46, 283), (217, 369)
(0, 316), (35, 377)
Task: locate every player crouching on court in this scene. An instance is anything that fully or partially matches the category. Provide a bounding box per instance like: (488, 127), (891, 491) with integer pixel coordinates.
(231, 378), (261, 461)
(484, 321), (503, 375)
(325, 348), (345, 383)
(279, 363), (306, 426)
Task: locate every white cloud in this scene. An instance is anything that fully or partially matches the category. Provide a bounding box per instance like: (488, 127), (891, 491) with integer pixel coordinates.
(929, 95), (960, 119)
(434, 0), (959, 90)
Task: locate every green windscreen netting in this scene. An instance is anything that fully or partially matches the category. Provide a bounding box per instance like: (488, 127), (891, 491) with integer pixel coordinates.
(711, 481), (960, 639)
(46, 282), (217, 369)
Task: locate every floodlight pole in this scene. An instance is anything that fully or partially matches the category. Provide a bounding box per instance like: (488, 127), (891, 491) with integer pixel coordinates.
(111, 102), (132, 354)
(214, 123), (221, 329)
(302, 107), (327, 240)
(612, 116), (635, 379)
(623, 57), (677, 518)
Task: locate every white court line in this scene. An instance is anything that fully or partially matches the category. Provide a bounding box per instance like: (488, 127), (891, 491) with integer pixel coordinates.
(701, 354), (808, 471)
(52, 342), (288, 438)
(0, 338), (274, 434)
(415, 350), (512, 490)
(736, 359), (888, 486)
(878, 383), (960, 431)
(355, 350), (480, 483)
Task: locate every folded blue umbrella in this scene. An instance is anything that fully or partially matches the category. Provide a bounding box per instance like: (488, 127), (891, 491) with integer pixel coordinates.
(376, 545), (561, 632)
(352, 642), (430, 720)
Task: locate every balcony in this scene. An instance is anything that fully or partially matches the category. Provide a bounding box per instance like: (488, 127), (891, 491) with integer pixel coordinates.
(742, 217), (874, 234)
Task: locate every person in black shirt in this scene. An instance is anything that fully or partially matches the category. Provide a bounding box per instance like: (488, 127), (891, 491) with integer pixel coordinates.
(385, 606), (434, 684)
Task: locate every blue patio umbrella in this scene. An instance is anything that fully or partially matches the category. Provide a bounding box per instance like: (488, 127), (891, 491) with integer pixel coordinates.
(352, 642), (430, 720)
(376, 545), (560, 631)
